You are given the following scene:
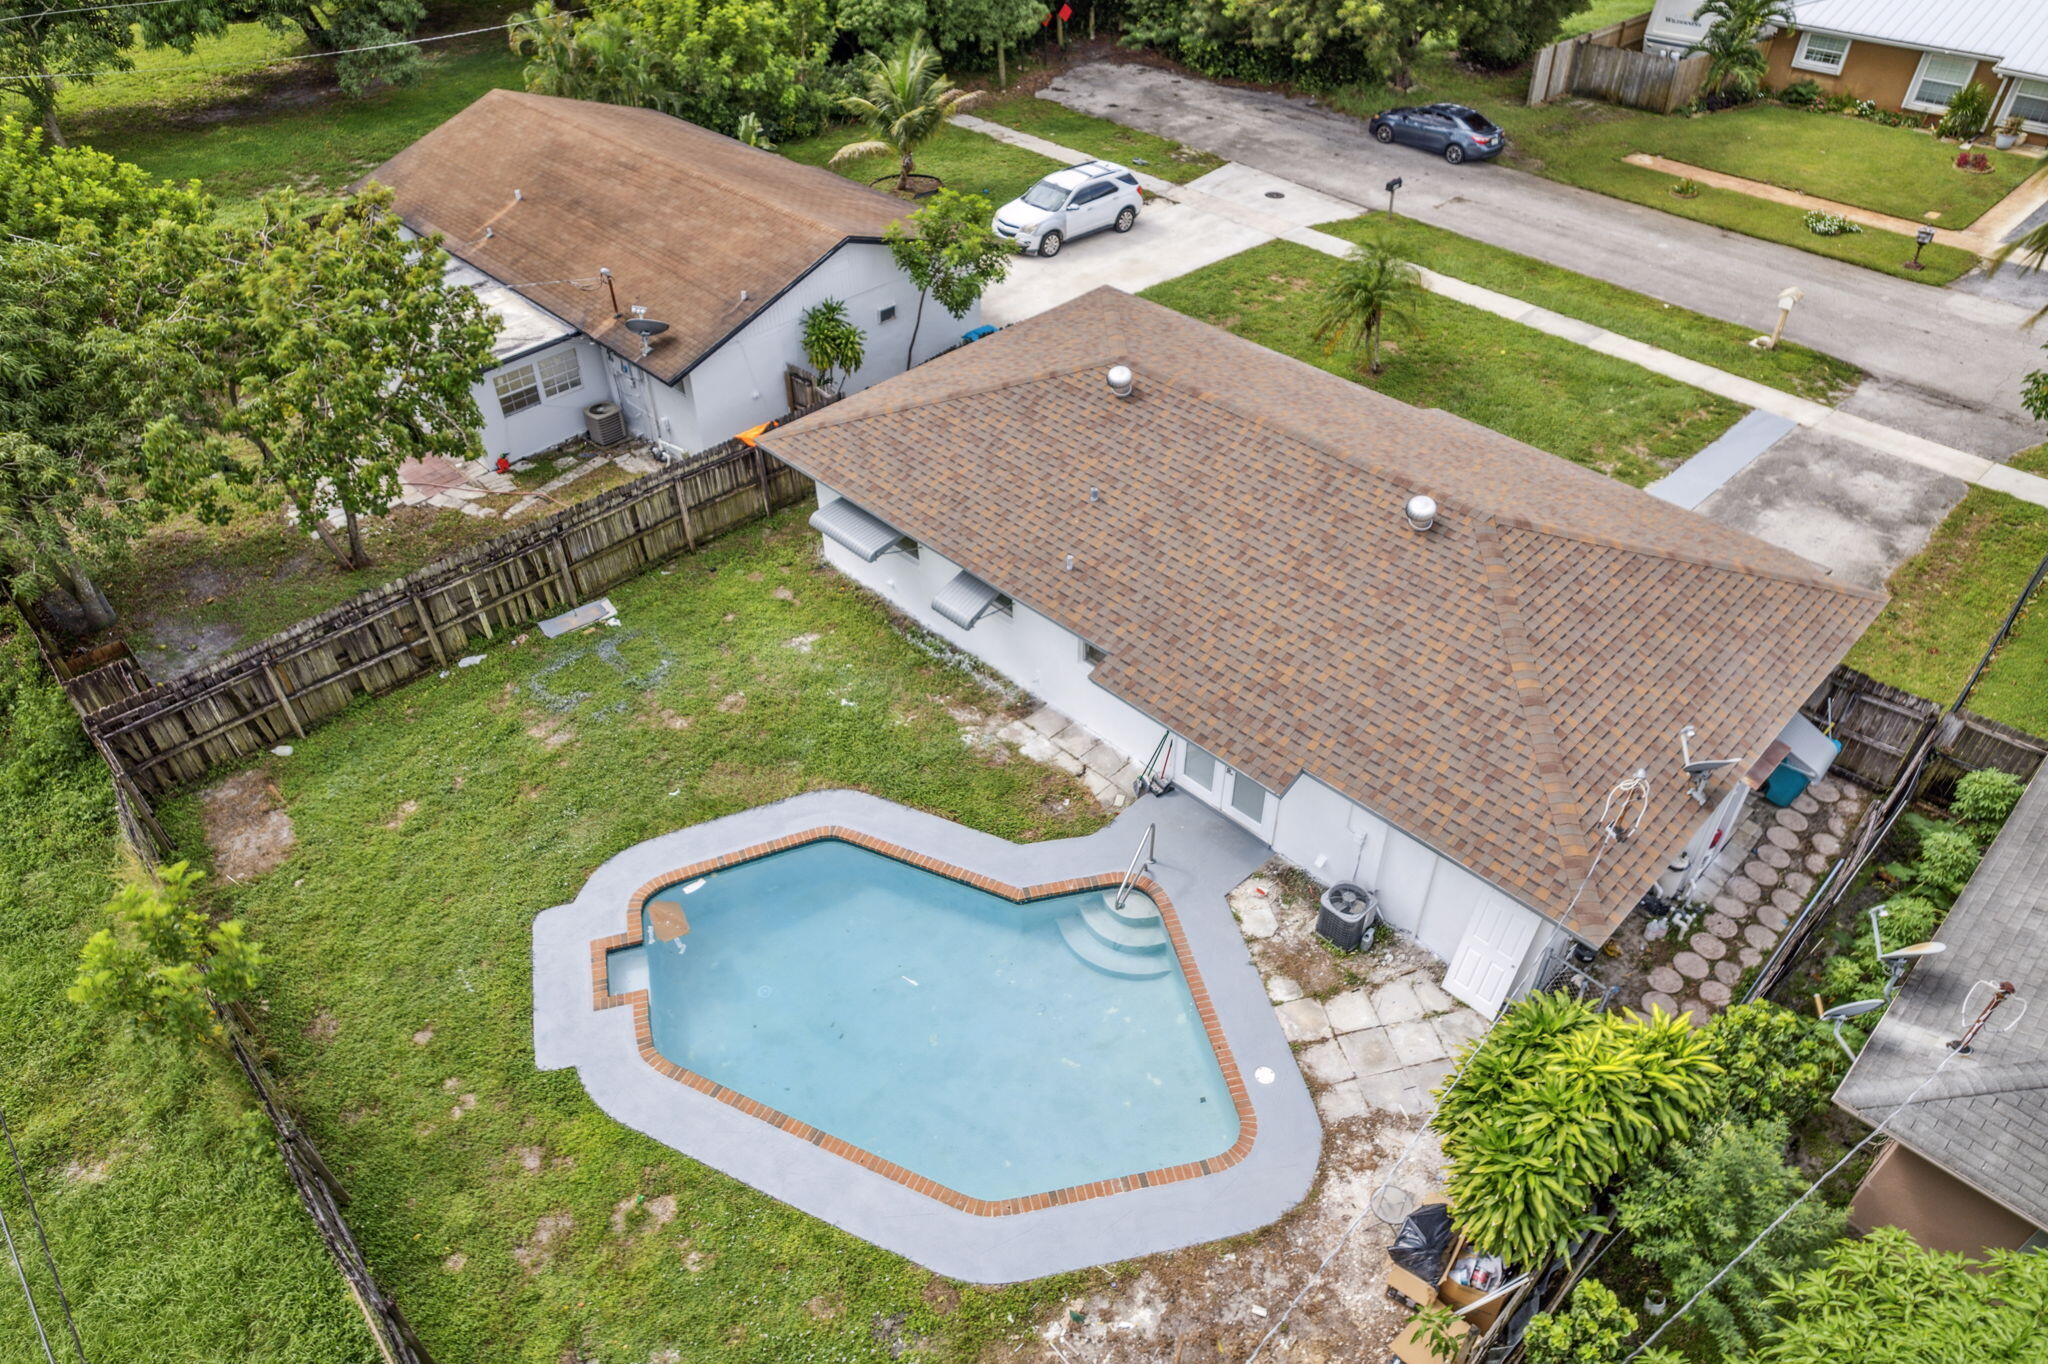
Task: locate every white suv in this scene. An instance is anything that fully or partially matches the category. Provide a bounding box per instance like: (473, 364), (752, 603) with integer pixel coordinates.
(993, 160), (1143, 257)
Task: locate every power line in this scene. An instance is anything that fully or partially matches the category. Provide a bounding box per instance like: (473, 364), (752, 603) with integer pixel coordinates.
(0, 0), (199, 28)
(0, 13), (570, 82)
(0, 1193), (56, 1364)
(0, 1105), (84, 1364)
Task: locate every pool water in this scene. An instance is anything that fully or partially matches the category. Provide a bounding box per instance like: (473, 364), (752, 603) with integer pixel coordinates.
(614, 838), (1239, 1203)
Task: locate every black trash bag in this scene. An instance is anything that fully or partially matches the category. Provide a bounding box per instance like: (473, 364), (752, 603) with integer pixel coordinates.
(1389, 1202), (1455, 1279)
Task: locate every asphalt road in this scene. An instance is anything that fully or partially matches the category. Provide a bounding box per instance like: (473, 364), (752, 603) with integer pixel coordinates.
(1042, 63), (2048, 461)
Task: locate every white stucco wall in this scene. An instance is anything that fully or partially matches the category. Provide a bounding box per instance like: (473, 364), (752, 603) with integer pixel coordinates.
(475, 338), (610, 462)
(811, 484), (1565, 1006)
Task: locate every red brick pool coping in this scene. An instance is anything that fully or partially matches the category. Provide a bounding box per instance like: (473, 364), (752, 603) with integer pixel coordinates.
(587, 825), (1258, 1217)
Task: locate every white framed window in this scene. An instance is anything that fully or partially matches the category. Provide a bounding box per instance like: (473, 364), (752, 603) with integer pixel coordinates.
(1791, 30), (1850, 74)
(537, 350), (583, 398)
(492, 363), (542, 416)
(1906, 51), (1979, 112)
(2009, 77), (2048, 130)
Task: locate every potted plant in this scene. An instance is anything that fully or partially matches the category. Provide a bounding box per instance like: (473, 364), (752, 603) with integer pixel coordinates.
(1997, 114), (2024, 150)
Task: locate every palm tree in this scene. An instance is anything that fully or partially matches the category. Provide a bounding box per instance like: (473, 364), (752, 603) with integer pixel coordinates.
(1686, 0), (1796, 100)
(829, 37), (984, 193)
(1312, 238), (1426, 377)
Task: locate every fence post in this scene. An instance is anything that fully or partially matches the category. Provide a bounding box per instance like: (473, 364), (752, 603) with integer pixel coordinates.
(405, 590), (448, 670)
(754, 444), (772, 517)
(671, 477), (697, 552)
(549, 530), (579, 605)
(264, 662), (307, 739)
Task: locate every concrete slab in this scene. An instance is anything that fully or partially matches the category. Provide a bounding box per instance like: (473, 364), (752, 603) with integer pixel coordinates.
(1647, 409), (1799, 510)
(1336, 1027), (1402, 1078)
(1275, 997), (1334, 1043)
(1370, 978), (1426, 1025)
(1386, 1019), (1449, 1067)
(1324, 989), (1379, 1034)
(531, 788), (1318, 1283)
(978, 196), (1268, 327)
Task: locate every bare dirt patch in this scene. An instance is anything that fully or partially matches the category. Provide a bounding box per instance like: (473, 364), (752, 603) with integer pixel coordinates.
(199, 768), (296, 882)
(513, 1211), (574, 1274)
(383, 798), (419, 829)
(304, 1010), (339, 1042)
(805, 1293), (845, 1321)
(525, 714), (578, 749)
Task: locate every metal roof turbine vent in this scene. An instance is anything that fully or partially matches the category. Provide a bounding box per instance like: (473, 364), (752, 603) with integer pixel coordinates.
(1106, 365), (1135, 398)
(1404, 494), (1438, 532)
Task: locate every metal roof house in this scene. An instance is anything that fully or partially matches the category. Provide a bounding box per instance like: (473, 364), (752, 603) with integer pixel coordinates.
(1836, 775), (2048, 1257)
(360, 90), (975, 464)
(760, 288), (1885, 1015)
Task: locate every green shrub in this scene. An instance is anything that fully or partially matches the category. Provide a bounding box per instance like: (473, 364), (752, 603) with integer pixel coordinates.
(1705, 1000), (1845, 1125)
(1951, 768), (2024, 843)
(1875, 894), (1943, 949)
(1911, 828), (1981, 900)
(1938, 81), (1992, 140)
(1433, 991), (1721, 1266)
(1523, 1277), (1637, 1364)
(1780, 79), (1823, 107)
(1819, 951), (1883, 1006)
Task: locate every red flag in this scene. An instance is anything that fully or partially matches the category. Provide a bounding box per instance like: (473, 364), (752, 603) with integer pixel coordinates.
(1057, 2), (1072, 18)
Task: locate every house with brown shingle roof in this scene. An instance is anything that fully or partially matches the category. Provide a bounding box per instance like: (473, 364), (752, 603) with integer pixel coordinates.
(359, 89), (976, 463)
(760, 288), (1885, 1013)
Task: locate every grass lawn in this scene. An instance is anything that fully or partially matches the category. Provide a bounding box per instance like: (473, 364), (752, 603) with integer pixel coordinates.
(1312, 52), (1985, 284)
(780, 120), (1067, 212)
(1318, 216), (1860, 402)
(0, 618), (372, 1363)
(1847, 446), (2048, 736)
(1558, 0), (1646, 37)
(1142, 238), (1744, 485)
(972, 89), (1225, 183)
(140, 510), (1117, 1362)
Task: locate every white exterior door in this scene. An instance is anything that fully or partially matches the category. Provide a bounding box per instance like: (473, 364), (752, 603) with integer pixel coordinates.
(1441, 889), (1541, 1016)
(1179, 741), (1278, 841)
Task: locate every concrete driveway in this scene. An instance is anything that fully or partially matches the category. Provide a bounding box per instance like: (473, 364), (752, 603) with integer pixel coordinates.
(1038, 62), (2048, 460)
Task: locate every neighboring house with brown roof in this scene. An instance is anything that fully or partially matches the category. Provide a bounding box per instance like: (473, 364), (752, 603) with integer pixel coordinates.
(359, 89), (976, 463)
(761, 288), (1884, 1014)
(1835, 774), (2048, 1258)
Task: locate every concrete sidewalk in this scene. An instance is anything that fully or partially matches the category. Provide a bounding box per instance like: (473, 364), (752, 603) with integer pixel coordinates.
(961, 111), (2048, 520)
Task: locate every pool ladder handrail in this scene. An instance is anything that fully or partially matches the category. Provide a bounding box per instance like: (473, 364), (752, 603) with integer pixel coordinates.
(1113, 823), (1157, 911)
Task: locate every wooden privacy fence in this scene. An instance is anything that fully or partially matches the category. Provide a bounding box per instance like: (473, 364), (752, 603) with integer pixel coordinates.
(1800, 665), (2046, 796)
(66, 422), (819, 820)
(1527, 13), (1711, 114)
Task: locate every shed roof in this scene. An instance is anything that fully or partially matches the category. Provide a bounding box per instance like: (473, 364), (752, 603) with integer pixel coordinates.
(761, 289), (1885, 944)
(1836, 775), (2048, 1232)
(361, 90), (911, 383)
(1791, 0), (2048, 79)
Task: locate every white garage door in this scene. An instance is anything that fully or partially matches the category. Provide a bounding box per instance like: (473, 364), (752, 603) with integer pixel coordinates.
(1441, 890), (1540, 1016)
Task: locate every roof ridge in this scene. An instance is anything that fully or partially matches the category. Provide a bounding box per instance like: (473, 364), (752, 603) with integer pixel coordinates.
(779, 351), (1136, 433)
(1469, 515), (1595, 889)
(1489, 512), (1884, 599)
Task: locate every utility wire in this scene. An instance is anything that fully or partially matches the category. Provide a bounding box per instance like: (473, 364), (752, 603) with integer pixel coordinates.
(0, 1105), (84, 1364)
(0, 1193), (56, 1364)
(0, 0), (200, 27)
(0, 14), (572, 82)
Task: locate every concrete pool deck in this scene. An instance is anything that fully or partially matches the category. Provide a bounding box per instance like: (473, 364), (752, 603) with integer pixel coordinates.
(531, 788), (1321, 1283)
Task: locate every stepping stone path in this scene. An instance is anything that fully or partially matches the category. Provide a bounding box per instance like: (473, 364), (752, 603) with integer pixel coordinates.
(1782, 871), (1815, 896)
(1676, 999), (1707, 1024)
(1699, 980), (1732, 1006)
(1690, 932), (1727, 961)
(1766, 826), (1801, 851)
(1738, 946), (1762, 968)
(1713, 895), (1748, 920)
(1774, 809), (1810, 834)
(1704, 911), (1736, 938)
(1726, 875), (1763, 904)
(1642, 990), (1679, 1016)
(1804, 853), (1831, 875)
(1811, 833), (1842, 857)
(1771, 888), (1804, 914)
(1757, 904), (1789, 932)
(1674, 950), (1710, 980)
(1649, 965), (1684, 993)
(1745, 859), (1782, 888)
(1759, 844), (1792, 870)
(1714, 959), (1742, 985)
(1791, 792), (1821, 816)
(1745, 923), (1779, 950)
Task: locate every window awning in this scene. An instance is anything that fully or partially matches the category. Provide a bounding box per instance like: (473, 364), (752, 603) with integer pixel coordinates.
(931, 570), (1004, 630)
(809, 498), (901, 562)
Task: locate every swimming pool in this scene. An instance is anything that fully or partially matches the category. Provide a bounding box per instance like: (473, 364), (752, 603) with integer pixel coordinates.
(601, 836), (1242, 1206)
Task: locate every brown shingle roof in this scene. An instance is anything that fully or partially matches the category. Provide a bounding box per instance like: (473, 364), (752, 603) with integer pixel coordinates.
(360, 89), (909, 383)
(762, 288), (1886, 944)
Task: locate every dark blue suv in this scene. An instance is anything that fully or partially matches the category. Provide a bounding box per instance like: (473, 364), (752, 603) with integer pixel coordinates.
(1368, 103), (1505, 164)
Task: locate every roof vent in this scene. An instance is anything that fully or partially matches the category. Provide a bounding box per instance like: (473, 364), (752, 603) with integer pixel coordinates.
(1404, 495), (1438, 532)
(1106, 365), (1135, 398)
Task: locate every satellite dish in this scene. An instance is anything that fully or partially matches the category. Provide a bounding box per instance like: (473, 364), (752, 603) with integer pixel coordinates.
(1879, 941), (1946, 963)
(622, 317), (669, 337)
(1821, 998), (1888, 1022)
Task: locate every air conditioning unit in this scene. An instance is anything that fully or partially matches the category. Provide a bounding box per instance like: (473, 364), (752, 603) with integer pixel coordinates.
(583, 401), (626, 446)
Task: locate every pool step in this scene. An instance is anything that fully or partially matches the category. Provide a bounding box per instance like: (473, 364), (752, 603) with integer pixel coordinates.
(1079, 899), (1170, 953)
(1055, 913), (1173, 979)
(1099, 888), (1162, 928)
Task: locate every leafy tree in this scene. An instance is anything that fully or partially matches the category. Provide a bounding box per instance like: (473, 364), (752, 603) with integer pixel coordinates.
(1458, 0), (1592, 67)
(1615, 1119), (1846, 1355)
(1312, 234), (1426, 376)
(256, 0), (428, 93)
(1686, 0), (1794, 99)
(1904, 826), (1980, 902)
(67, 861), (263, 1048)
(1752, 1226), (2048, 1363)
(733, 111), (774, 149)
(510, 0), (838, 141)
(1703, 999), (1844, 1126)
(836, 0), (1043, 84)
(830, 35), (986, 192)
(883, 189), (1015, 367)
(799, 299), (867, 391)
(1523, 1277), (1636, 1364)
(127, 186), (497, 570)
(1432, 991), (1721, 1267)
(1951, 768), (2024, 844)
(1937, 81), (1992, 140)
(0, 120), (211, 632)
(0, 0), (220, 145)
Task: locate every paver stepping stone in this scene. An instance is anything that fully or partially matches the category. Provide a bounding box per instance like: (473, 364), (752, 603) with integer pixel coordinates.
(1316, 1080), (1368, 1123)
(1759, 844), (1792, 870)
(1766, 826), (1800, 850)
(1713, 959), (1742, 985)
(1744, 860), (1782, 887)
(1433, 1010), (1488, 1051)
(1676, 1000), (1706, 1025)
(1674, 950), (1710, 979)
(1781, 871), (1815, 896)
(1649, 965), (1684, 993)
(1791, 792), (1821, 816)
(1412, 978), (1459, 1016)
(1828, 814), (1850, 838)
(1804, 853), (1830, 875)
(1371, 979), (1426, 1025)
(1402, 1059), (1455, 1098)
(1713, 895), (1749, 920)
(1267, 975), (1304, 1004)
(1738, 946), (1762, 968)
(1726, 876), (1763, 904)
(1744, 923), (1779, 950)
(1355, 1068), (1421, 1113)
(1757, 904), (1789, 931)
(1811, 779), (1842, 803)
(1690, 932), (1727, 961)
(1323, 989), (1377, 1034)
(1774, 809), (1811, 834)
(1699, 980), (1732, 1006)
(1812, 832), (1842, 856)
(1771, 887), (1804, 914)
(1336, 1028), (1401, 1078)
(1642, 989), (1679, 1016)
(1386, 1019), (1448, 1067)
(1299, 1039), (1354, 1086)
(1705, 912), (1737, 938)
(1275, 999), (1333, 1044)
